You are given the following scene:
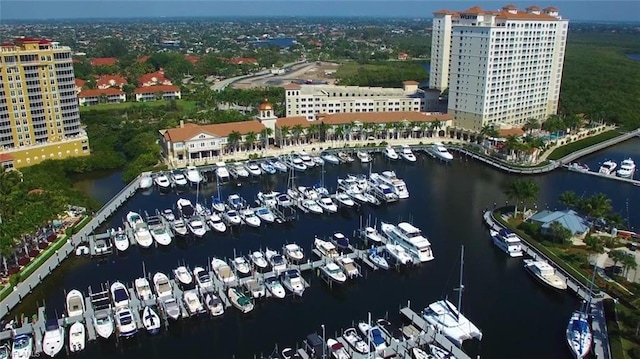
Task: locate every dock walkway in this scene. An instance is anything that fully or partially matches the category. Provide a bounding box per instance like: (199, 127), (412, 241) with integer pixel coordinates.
(564, 165), (640, 186)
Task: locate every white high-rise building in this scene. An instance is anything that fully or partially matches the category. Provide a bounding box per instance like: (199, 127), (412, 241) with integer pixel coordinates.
(429, 5), (569, 131)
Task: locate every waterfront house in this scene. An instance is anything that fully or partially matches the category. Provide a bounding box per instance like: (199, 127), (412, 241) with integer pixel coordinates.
(78, 88), (126, 106)
(528, 210), (590, 238)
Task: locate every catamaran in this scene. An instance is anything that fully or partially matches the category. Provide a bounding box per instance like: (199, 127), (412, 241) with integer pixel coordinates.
(381, 222), (434, 262)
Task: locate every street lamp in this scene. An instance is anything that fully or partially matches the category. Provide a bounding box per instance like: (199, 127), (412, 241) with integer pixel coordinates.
(321, 324), (326, 359)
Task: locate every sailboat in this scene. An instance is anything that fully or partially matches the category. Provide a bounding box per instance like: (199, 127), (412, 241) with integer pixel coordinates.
(211, 176), (226, 212)
(566, 267), (596, 358)
(421, 245), (482, 347)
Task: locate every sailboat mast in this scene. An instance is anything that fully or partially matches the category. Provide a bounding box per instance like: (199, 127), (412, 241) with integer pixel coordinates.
(457, 245), (465, 315)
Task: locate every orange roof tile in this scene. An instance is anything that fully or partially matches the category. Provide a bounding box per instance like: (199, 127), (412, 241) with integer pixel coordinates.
(544, 6), (558, 11)
(137, 55), (150, 63)
(462, 6), (484, 14)
(283, 83), (302, 90)
(184, 54), (199, 65)
(96, 75), (128, 88)
(138, 70), (170, 86)
(78, 88), (125, 98)
(496, 10), (557, 20)
(75, 79), (86, 88)
(526, 5), (541, 11)
(317, 112), (451, 125)
(403, 80), (419, 85)
(163, 121), (266, 142)
(134, 85), (180, 94)
(497, 128), (525, 137)
(502, 4), (517, 10)
(90, 57), (117, 66)
(434, 9), (458, 15)
(0, 153), (14, 162)
(275, 116), (312, 129)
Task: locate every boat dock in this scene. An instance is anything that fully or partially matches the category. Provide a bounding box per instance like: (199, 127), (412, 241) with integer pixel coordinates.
(564, 165), (640, 186)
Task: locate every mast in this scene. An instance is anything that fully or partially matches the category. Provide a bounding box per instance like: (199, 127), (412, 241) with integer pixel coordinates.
(457, 245), (465, 318)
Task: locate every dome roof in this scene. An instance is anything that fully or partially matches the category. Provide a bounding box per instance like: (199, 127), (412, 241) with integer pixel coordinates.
(258, 98), (273, 111)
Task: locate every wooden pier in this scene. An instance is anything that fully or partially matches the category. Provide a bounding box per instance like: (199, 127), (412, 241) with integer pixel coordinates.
(564, 165), (639, 186)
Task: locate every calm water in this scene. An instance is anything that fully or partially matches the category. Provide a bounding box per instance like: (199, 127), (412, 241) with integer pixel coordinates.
(18, 139), (640, 359)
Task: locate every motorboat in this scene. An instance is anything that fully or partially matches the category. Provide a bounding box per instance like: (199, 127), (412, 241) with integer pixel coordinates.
(183, 290), (205, 315)
(598, 160), (617, 175)
(321, 152), (341, 165)
(617, 158), (636, 178)
(141, 306), (161, 335)
(211, 196), (226, 213)
(489, 229), (524, 257)
(231, 162), (250, 179)
(298, 151), (315, 167)
(193, 267), (213, 290)
(134, 277), (154, 301)
(524, 259), (568, 290)
(280, 269), (305, 296)
(240, 208), (261, 228)
(268, 157), (288, 172)
(331, 232), (350, 250)
(286, 155), (307, 171)
(171, 219), (188, 236)
(260, 160), (277, 175)
(250, 251), (269, 270)
(427, 142), (454, 161)
(334, 192), (356, 208)
(381, 222), (434, 262)
(112, 227), (129, 252)
(375, 171), (409, 199)
(567, 310), (593, 359)
(244, 160), (263, 176)
(204, 293), (225, 316)
(227, 194), (246, 210)
(429, 345), (455, 359)
(320, 262), (347, 284)
(115, 307), (137, 338)
(228, 287), (254, 313)
(161, 298), (180, 321)
(369, 183), (399, 203)
(265, 275), (287, 299)
(568, 163), (590, 173)
(411, 347), (431, 359)
(211, 258), (236, 283)
(357, 322), (386, 352)
(276, 193), (293, 207)
(357, 151), (372, 163)
(126, 211), (153, 248)
(42, 319), (65, 357)
(316, 195), (338, 213)
(93, 309), (114, 339)
(11, 334), (33, 359)
(312, 156), (325, 166)
(383, 145), (399, 160)
(66, 289), (85, 318)
(301, 199), (323, 214)
(232, 256), (252, 276)
(326, 338), (350, 359)
(342, 328), (369, 354)
(257, 191), (278, 207)
(184, 165), (202, 184)
(265, 248), (287, 273)
(173, 266), (193, 286)
(298, 186), (319, 200)
(110, 281), (129, 309)
(176, 198), (195, 218)
(346, 189), (370, 204)
(153, 272), (173, 299)
(223, 209), (242, 226)
(314, 238), (339, 258)
(187, 219), (207, 238)
(244, 278), (266, 299)
(368, 249), (390, 270)
(171, 170), (188, 187)
(162, 209), (175, 222)
(399, 145), (417, 162)
(154, 173), (171, 190)
(68, 322), (85, 352)
(195, 202), (212, 218)
(255, 207), (276, 223)
(215, 162), (230, 182)
(284, 243), (304, 262)
(314, 184), (330, 197)
(148, 217), (172, 246)
(362, 226), (385, 243)
(385, 243), (413, 265)
(337, 257), (360, 278)
(207, 213), (227, 233)
(139, 175), (153, 189)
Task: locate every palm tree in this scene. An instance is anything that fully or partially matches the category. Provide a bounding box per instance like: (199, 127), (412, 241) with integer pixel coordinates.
(333, 125), (345, 142)
(244, 131), (258, 151)
(479, 124), (499, 143)
(279, 125), (291, 147)
(503, 179), (539, 218)
(579, 193), (612, 219)
(432, 120), (443, 137)
(292, 124), (305, 145)
(261, 127), (273, 149)
(523, 118), (541, 134)
(227, 131), (242, 152)
(308, 124), (320, 141)
(563, 114), (583, 132)
(558, 191), (580, 209)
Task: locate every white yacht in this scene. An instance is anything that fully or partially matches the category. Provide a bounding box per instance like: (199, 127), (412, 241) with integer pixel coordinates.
(68, 321), (85, 352)
(153, 272), (173, 299)
(240, 208), (261, 227)
(286, 155), (307, 171)
(489, 229), (524, 257)
(381, 222), (434, 262)
(422, 246), (482, 347)
(357, 151), (372, 163)
(215, 162), (230, 182)
(244, 160), (263, 176)
(228, 288), (254, 313)
(567, 310), (593, 359)
(260, 160), (277, 174)
(265, 275), (286, 299)
(598, 160), (617, 175)
(362, 226), (385, 243)
(265, 248), (288, 273)
(115, 307), (138, 338)
(357, 322), (386, 352)
(170, 171), (188, 187)
(298, 186), (319, 200)
(223, 209), (242, 226)
(301, 199), (323, 214)
(314, 238), (339, 258)
(142, 306), (161, 335)
(193, 267), (214, 290)
(316, 195), (338, 213)
(232, 256), (252, 276)
(399, 145), (417, 162)
(342, 328), (369, 354)
(162, 209), (175, 222)
(112, 227), (129, 252)
(161, 298), (181, 321)
(368, 181), (399, 203)
(154, 173), (171, 190)
(177, 199), (195, 217)
(227, 194), (246, 210)
(298, 151), (315, 167)
(93, 309), (114, 339)
(368, 249), (390, 270)
(321, 152), (341, 165)
(428, 142), (454, 161)
(207, 213), (227, 233)
(326, 338), (350, 359)
(617, 158), (636, 178)
(126, 211), (153, 248)
(276, 193), (293, 207)
(184, 165), (203, 184)
(66, 289), (85, 318)
(255, 207), (276, 223)
(134, 277), (154, 301)
(385, 243), (413, 265)
(524, 259), (568, 290)
(148, 217), (172, 246)
(204, 293), (225, 316)
(337, 257), (360, 278)
(284, 243), (304, 262)
(231, 162), (250, 179)
(320, 262), (347, 284)
(211, 258), (236, 283)
(280, 269), (306, 296)
(383, 145), (399, 160)
(42, 319), (65, 357)
(269, 157), (288, 172)
(110, 282), (129, 309)
(337, 151), (355, 163)
(183, 290), (205, 315)
(257, 191), (279, 207)
(171, 219), (188, 236)
(187, 219), (207, 237)
(374, 171), (409, 199)
(244, 278), (266, 299)
(334, 192), (356, 208)
(139, 175), (153, 189)
(173, 266), (193, 287)
(11, 334), (33, 359)
(250, 251), (269, 270)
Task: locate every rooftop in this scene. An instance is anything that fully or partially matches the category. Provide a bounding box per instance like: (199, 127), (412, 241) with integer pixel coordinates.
(78, 87), (124, 98)
(162, 121), (266, 143)
(134, 85), (180, 94)
(90, 57), (117, 67)
(317, 111), (451, 125)
(529, 209), (590, 235)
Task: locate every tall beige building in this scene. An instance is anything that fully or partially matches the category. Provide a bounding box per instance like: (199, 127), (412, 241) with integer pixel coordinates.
(0, 37), (88, 169)
(429, 5), (569, 131)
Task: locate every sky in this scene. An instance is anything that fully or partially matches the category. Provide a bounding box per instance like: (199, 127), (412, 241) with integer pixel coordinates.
(2, 1), (640, 22)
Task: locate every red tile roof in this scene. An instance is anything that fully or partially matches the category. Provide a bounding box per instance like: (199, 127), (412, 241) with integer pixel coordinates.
(544, 6), (558, 11)
(0, 153), (14, 162)
(283, 83), (302, 90)
(75, 79), (86, 88)
(403, 80), (419, 85)
(316, 112), (451, 125)
(134, 85), (180, 94)
(229, 57), (258, 65)
(462, 6), (484, 14)
(96, 75), (128, 88)
(163, 121), (266, 142)
(184, 54), (199, 65)
(275, 116), (311, 129)
(78, 88), (125, 98)
(90, 57), (117, 67)
(137, 55), (150, 63)
(497, 128), (525, 137)
(496, 10), (558, 20)
(526, 5), (541, 11)
(13, 37), (52, 45)
(138, 70), (170, 86)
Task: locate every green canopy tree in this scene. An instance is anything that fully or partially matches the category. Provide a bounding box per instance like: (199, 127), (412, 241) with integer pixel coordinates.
(503, 179), (539, 218)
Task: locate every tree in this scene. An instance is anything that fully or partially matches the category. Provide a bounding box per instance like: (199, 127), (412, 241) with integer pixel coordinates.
(542, 115), (565, 140)
(227, 131), (242, 152)
(279, 126), (291, 146)
(609, 250), (629, 271)
(244, 131), (257, 150)
(292, 124), (305, 145)
(523, 118), (541, 134)
(548, 221), (572, 243)
(579, 193), (612, 219)
(559, 191), (580, 209)
(563, 114), (583, 132)
(503, 179), (539, 218)
(479, 124), (499, 143)
(260, 128), (273, 149)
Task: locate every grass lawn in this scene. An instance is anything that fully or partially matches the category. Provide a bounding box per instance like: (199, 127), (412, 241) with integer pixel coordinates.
(80, 99), (197, 113)
(547, 130), (622, 160)
(335, 60), (426, 79)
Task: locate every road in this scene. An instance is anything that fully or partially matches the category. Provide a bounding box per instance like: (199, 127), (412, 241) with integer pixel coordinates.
(210, 60), (307, 91)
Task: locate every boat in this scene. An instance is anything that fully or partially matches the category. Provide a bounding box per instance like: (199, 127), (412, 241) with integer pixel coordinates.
(400, 145), (417, 162)
(334, 192), (356, 208)
(207, 213), (227, 233)
(375, 171), (410, 199)
(489, 229), (524, 257)
(357, 322), (386, 352)
(110, 281), (129, 309)
(240, 208), (261, 227)
(68, 322), (85, 353)
(598, 160), (617, 175)
(284, 243), (304, 262)
(368, 249), (390, 270)
(280, 269), (305, 296)
(301, 199), (323, 214)
(170, 170), (188, 187)
(139, 175), (153, 189)
(153, 272), (173, 299)
(385, 243), (413, 265)
(362, 226), (385, 243)
(268, 157), (288, 172)
(183, 290), (205, 315)
(171, 219), (188, 236)
(11, 334), (32, 359)
(148, 217), (172, 246)
(215, 162), (230, 182)
(115, 307), (137, 338)
(134, 277), (154, 301)
(228, 287), (254, 313)
(193, 267), (213, 290)
(255, 207), (276, 223)
(342, 328), (369, 354)
(314, 238), (339, 258)
(369, 183), (399, 203)
(161, 298), (181, 321)
(126, 211), (153, 248)
(337, 257), (360, 278)
(232, 256), (252, 276)
(93, 310), (114, 339)
(567, 163), (590, 173)
(298, 186), (319, 200)
(326, 338), (350, 359)
(257, 191), (279, 207)
(320, 262), (347, 284)
(66, 289), (85, 318)
(244, 160), (262, 176)
(230, 162), (250, 179)
(357, 151), (372, 163)
(161, 209), (175, 222)
(411, 347), (432, 359)
(223, 209), (242, 226)
(260, 160), (277, 175)
(227, 194), (246, 210)
(331, 232), (350, 250)
(184, 165), (203, 184)
(316, 195), (338, 213)
(250, 251), (269, 270)
(422, 246), (482, 347)
(276, 193), (293, 207)
(617, 158), (636, 178)
(42, 319), (65, 357)
(298, 151), (315, 167)
(187, 219), (207, 237)
(142, 306), (161, 335)
(154, 173), (171, 190)
(173, 266), (193, 286)
(381, 222), (434, 262)
(566, 268), (596, 359)
(204, 293), (225, 316)
(523, 259), (568, 290)
(265, 248), (287, 273)
(244, 278), (266, 299)
(429, 345), (455, 359)
(285, 155), (307, 171)
(264, 275), (287, 299)
(383, 145), (399, 160)
(313, 156), (325, 166)
(176, 198), (195, 218)
(427, 142), (454, 161)
(211, 258), (236, 283)
(112, 227), (129, 252)
(321, 152), (341, 165)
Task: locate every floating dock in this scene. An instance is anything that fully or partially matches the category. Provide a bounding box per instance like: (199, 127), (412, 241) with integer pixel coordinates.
(564, 164), (639, 186)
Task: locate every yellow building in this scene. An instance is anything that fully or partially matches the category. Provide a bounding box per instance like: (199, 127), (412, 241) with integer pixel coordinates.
(0, 37), (89, 169)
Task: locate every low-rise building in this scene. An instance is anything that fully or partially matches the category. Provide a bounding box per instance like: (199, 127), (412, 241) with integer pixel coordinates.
(78, 88), (127, 106)
(529, 209), (590, 238)
(75, 79), (86, 94)
(134, 85), (181, 102)
(96, 75), (128, 89)
(90, 57), (117, 67)
(138, 70), (172, 87)
(0, 131), (90, 169)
